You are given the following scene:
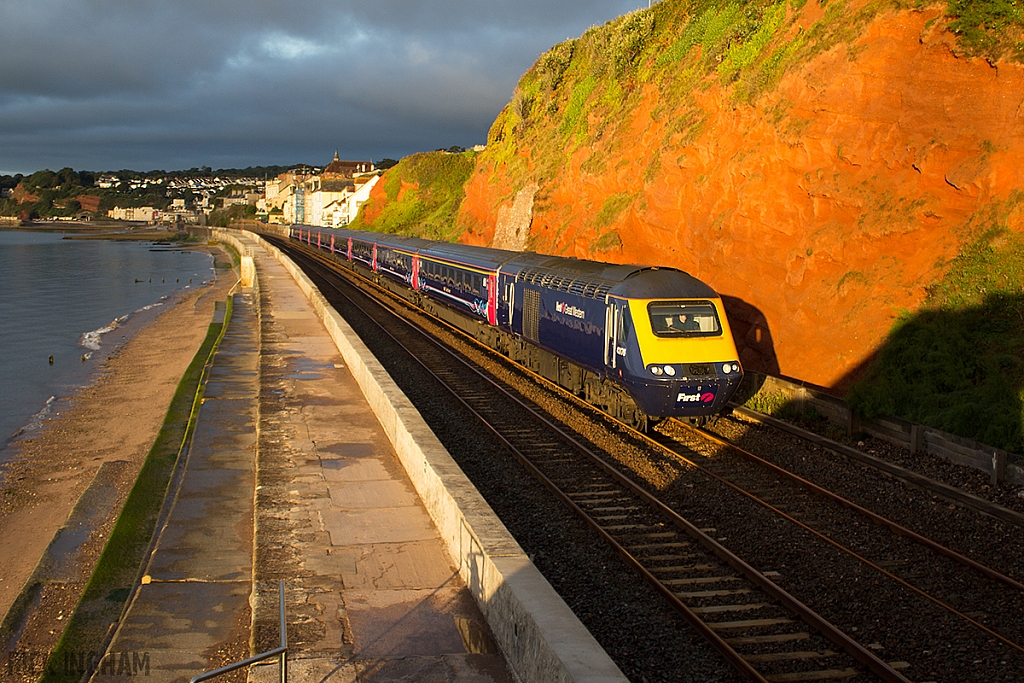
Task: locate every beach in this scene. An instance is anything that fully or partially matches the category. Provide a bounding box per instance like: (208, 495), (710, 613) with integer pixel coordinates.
(0, 243), (237, 667)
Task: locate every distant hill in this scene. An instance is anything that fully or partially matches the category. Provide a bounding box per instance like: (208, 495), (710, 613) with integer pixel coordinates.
(0, 164), (311, 220)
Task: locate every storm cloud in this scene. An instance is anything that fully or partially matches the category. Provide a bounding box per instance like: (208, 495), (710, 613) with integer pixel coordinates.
(0, 0), (644, 173)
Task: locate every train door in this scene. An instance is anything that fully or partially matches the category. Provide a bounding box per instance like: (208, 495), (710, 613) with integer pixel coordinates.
(330, 234), (335, 254)
(371, 244), (378, 271)
(504, 279), (515, 329)
(604, 299), (628, 374)
(317, 232), (321, 249)
(411, 255), (420, 289)
(487, 274), (498, 325)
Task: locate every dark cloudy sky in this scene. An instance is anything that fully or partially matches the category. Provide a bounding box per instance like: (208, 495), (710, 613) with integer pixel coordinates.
(0, 0), (646, 175)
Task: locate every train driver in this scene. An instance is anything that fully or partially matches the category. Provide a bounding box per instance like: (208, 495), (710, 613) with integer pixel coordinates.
(667, 314), (700, 332)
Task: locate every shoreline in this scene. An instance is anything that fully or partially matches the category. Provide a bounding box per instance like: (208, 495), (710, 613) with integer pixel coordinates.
(0, 244), (237, 664)
(1, 222), (199, 241)
(0, 287), (190, 463)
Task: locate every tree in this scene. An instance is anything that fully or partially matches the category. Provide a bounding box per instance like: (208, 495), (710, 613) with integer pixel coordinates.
(24, 169), (56, 189)
(56, 167), (80, 188)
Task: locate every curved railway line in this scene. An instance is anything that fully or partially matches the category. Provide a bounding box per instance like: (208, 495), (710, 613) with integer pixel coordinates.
(269, 235), (1024, 682)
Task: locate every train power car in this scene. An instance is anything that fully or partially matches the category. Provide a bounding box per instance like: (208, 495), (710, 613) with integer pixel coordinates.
(288, 225), (743, 429)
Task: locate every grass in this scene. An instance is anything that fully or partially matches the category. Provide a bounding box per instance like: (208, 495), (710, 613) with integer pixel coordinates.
(351, 151), (477, 241)
(559, 75), (599, 139)
(594, 230), (624, 253)
(847, 219), (1024, 454)
(39, 296), (232, 682)
(742, 386), (851, 441)
(595, 192), (633, 228)
(946, 0), (1024, 59)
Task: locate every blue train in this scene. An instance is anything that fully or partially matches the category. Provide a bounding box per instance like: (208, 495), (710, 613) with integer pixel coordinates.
(289, 225), (743, 428)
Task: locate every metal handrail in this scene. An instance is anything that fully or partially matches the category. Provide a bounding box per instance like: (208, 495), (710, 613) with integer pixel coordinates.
(190, 580), (287, 683)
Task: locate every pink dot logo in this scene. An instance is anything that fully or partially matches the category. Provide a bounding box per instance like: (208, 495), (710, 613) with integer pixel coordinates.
(701, 392), (715, 403)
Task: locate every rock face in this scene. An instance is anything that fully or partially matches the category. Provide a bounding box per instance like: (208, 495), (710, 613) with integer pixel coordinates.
(455, 4), (1024, 391)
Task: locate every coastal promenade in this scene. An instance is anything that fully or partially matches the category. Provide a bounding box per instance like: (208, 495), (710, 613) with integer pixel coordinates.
(70, 228), (628, 683)
(0, 241), (237, 680)
(0, 228), (627, 683)
(88, 233), (512, 681)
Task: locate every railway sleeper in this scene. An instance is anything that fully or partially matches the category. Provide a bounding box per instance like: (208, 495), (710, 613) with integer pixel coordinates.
(763, 668), (860, 682)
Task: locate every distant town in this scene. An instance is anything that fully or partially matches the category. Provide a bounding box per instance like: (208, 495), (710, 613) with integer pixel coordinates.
(0, 151), (423, 228)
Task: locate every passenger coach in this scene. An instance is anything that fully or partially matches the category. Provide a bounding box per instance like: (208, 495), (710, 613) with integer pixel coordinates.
(289, 225), (743, 428)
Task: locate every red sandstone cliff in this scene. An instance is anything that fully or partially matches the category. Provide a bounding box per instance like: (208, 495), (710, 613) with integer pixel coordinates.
(368, 2), (1024, 391)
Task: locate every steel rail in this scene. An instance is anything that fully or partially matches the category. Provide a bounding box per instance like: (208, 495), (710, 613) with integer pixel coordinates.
(681, 419), (1024, 593)
(648, 422), (1024, 657)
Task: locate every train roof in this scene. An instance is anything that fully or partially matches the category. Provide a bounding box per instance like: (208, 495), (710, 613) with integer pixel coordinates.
(373, 232), (435, 251)
(416, 241), (522, 269)
(612, 267), (718, 299)
(508, 255), (718, 301)
(292, 226), (719, 299)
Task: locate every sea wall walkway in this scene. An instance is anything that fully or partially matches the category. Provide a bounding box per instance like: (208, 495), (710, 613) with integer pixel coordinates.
(87, 229), (624, 683)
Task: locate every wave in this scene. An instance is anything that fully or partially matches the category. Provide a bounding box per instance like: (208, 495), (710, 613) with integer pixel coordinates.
(14, 395), (57, 437)
(80, 314), (130, 351)
(78, 300), (165, 351)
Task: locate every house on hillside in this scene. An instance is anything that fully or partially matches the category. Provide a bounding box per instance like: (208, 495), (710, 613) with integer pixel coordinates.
(266, 152), (376, 227)
(322, 151), (374, 179)
(108, 206), (160, 222)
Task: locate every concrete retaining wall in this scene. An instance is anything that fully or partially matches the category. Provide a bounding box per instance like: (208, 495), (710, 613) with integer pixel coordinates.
(210, 230), (255, 288)
(244, 230), (627, 683)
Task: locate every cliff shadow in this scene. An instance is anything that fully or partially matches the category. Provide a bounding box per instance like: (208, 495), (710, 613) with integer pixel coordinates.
(833, 292), (1024, 455)
(721, 295), (780, 402)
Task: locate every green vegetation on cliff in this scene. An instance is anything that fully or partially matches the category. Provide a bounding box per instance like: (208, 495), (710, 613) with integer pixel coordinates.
(848, 195), (1024, 454)
(350, 150), (476, 240)
(947, 0), (1024, 58)
(487, 0), (1023, 196)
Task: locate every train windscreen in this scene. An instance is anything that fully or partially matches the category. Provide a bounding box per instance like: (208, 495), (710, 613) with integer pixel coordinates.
(648, 301), (721, 337)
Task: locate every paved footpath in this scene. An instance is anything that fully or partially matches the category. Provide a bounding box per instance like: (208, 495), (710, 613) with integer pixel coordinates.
(93, 234), (513, 683)
(247, 235), (511, 683)
(93, 289), (259, 682)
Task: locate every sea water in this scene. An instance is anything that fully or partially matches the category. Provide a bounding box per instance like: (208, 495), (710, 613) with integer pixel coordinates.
(0, 230), (215, 452)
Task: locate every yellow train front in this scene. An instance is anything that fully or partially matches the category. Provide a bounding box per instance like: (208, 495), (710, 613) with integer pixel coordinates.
(593, 268), (743, 420)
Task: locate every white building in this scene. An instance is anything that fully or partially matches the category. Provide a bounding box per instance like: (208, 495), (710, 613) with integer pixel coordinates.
(107, 206), (160, 222)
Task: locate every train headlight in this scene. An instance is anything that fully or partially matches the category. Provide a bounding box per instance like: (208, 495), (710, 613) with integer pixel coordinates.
(650, 366), (664, 376)
(732, 363), (741, 373)
(722, 363), (732, 374)
(664, 365), (676, 376)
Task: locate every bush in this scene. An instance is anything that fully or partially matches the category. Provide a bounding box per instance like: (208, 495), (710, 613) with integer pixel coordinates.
(848, 225), (1024, 453)
(946, 0), (1024, 59)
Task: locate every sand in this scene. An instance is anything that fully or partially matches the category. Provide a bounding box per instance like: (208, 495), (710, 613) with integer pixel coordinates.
(0, 245), (237, 662)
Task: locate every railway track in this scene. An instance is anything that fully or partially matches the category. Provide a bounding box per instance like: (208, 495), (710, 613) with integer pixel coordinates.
(269, 236), (1024, 681)
(654, 420), (1024, 644)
